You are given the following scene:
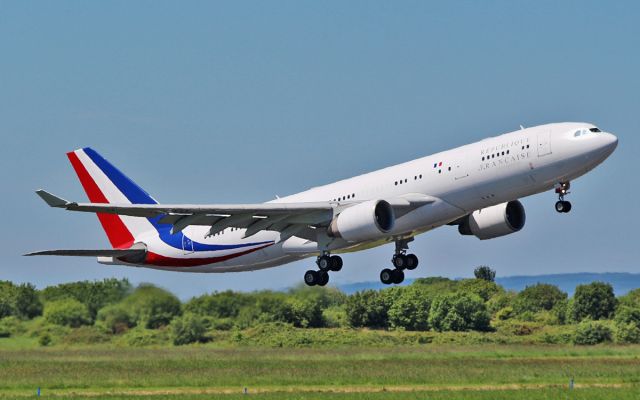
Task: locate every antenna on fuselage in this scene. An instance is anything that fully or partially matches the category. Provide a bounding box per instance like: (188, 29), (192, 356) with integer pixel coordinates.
(520, 125), (525, 130)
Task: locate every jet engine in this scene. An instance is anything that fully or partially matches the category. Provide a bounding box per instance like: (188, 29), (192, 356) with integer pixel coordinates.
(328, 200), (395, 242)
(458, 200), (526, 240)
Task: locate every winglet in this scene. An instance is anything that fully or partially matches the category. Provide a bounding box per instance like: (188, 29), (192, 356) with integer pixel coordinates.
(36, 190), (70, 208)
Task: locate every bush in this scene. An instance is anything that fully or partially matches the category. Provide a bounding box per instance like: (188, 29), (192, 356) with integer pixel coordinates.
(614, 306), (640, 327)
(474, 265), (496, 282)
(615, 322), (640, 344)
(38, 333), (52, 346)
(571, 282), (616, 322)
(44, 298), (91, 327)
(0, 316), (25, 337)
(97, 304), (135, 334)
(487, 292), (516, 315)
(120, 327), (170, 347)
(495, 306), (514, 321)
(429, 293), (491, 332)
(40, 279), (131, 320)
(457, 279), (503, 302)
(120, 284), (181, 329)
(513, 284), (567, 315)
(345, 290), (391, 328)
(0, 281), (42, 320)
(573, 321), (612, 345)
(322, 306), (347, 328)
(388, 286), (432, 331)
(171, 313), (207, 345)
(61, 326), (111, 345)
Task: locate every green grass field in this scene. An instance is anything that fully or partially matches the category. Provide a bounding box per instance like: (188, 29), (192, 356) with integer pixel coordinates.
(1, 344), (639, 399)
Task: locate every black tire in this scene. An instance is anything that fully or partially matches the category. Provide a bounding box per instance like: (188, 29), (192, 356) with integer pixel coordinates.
(318, 271), (329, 286)
(304, 270), (318, 286)
(563, 201), (572, 213)
(317, 255), (331, 271)
(555, 201), (565, 213)
(330, 255), (343, 272)
(392, 255), (406, 269)
(392, 269), (405, 284)
(405, 254), (419, 270)
(380, 268), (394, 285)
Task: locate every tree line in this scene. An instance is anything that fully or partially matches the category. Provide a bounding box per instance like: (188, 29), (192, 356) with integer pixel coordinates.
(1, 266), (639, 346)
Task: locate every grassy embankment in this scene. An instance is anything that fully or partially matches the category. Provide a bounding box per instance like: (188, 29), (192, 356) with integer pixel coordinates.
(0, 343), (639, 399)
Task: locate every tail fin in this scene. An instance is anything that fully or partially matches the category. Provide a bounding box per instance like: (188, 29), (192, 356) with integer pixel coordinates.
(67, 147), (158, 249)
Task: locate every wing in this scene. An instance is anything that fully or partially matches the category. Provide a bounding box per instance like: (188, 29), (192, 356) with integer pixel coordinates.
(36, 190), (435, 242)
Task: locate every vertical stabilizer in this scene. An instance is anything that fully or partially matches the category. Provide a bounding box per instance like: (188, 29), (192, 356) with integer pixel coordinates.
(66, 148), (157, 249)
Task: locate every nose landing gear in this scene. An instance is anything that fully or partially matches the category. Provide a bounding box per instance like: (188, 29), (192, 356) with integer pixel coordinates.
(380, 238), (419, 285)
(304, 253), (343, 286)
(555, 182), (572, 213)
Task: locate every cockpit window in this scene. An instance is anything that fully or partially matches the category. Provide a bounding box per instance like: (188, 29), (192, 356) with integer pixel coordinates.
(589, 127), (601, 133)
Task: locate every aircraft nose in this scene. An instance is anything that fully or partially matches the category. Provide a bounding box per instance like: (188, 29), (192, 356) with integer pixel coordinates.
(603, 132), (618, 154)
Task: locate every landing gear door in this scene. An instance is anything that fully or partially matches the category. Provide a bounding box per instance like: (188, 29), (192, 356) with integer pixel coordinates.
(537, 130), (552, 157)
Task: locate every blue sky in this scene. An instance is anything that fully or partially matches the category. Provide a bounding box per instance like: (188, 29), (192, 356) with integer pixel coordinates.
(1, 1), (638, 299)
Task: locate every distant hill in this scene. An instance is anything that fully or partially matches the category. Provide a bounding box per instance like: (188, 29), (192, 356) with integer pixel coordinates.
(337, 272), (640, 296)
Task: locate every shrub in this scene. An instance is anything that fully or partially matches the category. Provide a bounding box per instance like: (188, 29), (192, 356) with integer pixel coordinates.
(171, 313), (207, 345)
(487, 292), (516, 315)
(97, 304), (135, 334)
(614, 306), (640, 327)
(40, 278), (131, 320)
(44, 298), (91, 327)
(38, 333), (52, 346)
(495, 306), (514, 321)
(120, 327), (170, 347)
(0, 316), (24, 337)
(615, 322), (640, 344)
(457, 279), (503, 302)
(322, 306), (347, 328)
(573, 321), (612, 345)
(513, 284), (567, 315)
(429, 293), (490, 332)
(61, 326), (110, 345)
(345, 290), (391, 328)
(0, 281), (42, 320)
(388, 286), (432, 331)
(474, 265), (496, 282)
(120, 284), (181, 329)
(571, 282), (616, 322)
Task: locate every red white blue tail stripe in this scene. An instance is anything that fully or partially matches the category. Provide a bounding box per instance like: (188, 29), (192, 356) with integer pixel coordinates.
(67, 147), (274, 267)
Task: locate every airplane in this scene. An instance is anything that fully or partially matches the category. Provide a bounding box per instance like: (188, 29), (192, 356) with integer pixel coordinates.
(26, 122), (618, 286)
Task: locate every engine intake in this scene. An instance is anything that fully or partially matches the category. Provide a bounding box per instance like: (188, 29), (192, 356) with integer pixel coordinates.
(458, 200), (526, 240)
(328, 200), (395, 242)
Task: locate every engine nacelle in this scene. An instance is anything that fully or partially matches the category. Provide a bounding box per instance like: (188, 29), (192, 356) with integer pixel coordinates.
(458, 200), (526, 240)
(328, 200), (395, 242)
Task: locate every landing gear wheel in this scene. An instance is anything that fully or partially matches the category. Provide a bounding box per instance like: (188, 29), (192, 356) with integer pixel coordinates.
(392, 269), (405, 284)
(304, 270), (319, 286)
(329, 255), (343, 272)
(317, 271), (329, 286)
(555, 200), (572, 213)
(405, 254), (419, 270)
(563, 201), (572, 213)
(317, 255), (332, 271)
(392, 255), (407, 269)
(380, 268), (394, 285)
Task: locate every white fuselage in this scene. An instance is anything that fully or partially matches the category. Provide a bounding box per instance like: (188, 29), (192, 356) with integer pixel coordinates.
(126, 122), (617, 272)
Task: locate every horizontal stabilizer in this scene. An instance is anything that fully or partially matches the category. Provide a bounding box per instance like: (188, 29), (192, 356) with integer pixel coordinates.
(36, 190), (71, 208)
(24, 249), (145, 258)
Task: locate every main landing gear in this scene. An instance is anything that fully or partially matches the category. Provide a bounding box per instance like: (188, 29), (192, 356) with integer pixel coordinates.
(380, 239), (419, 285)
(555, 182), (572, 213)
(304, 253), (343, 287)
